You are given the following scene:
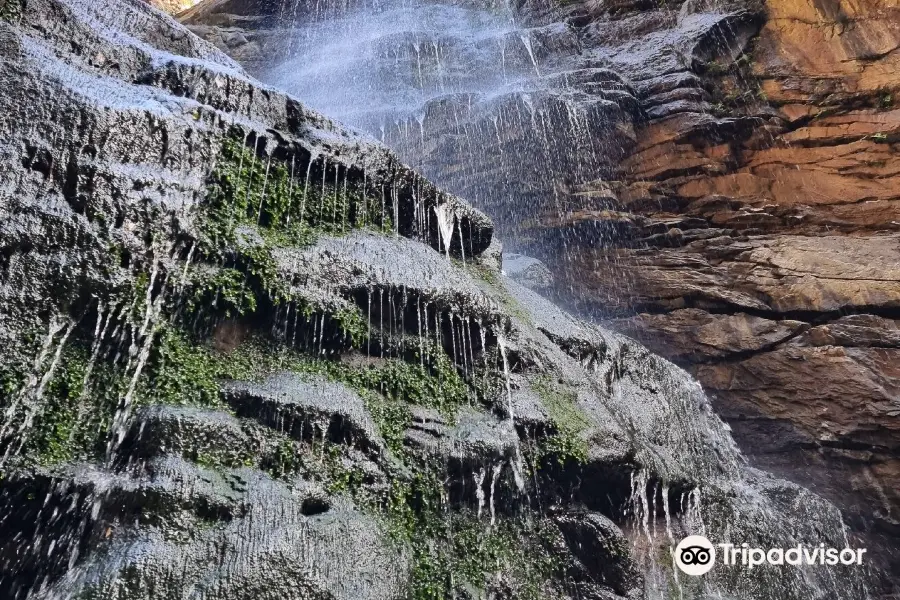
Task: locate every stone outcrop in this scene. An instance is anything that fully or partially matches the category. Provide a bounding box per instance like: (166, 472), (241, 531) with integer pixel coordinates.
(147, 0), (203, 15)
(180, 0), (899, 594)
(0, 0), (889, 599)
(523, 0), (900, 588)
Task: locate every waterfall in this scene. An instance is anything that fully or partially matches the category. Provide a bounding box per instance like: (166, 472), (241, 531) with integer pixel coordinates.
(264, 0), (632, 242)
(0, 0), (880, 598)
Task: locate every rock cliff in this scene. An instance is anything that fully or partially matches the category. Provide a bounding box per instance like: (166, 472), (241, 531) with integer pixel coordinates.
(538, 0), (900, 585)
(0, 0), (889, 599)
(176, 0), (899, 591)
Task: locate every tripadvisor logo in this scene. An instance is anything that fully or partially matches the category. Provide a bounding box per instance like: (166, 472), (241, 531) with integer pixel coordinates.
(675, 535), (716, 575)
(673, 535), (867, 576)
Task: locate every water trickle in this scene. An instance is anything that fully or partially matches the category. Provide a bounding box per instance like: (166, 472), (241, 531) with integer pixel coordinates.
(434, 203), (454, 258)
(488, 462), (502, 526)
(497, 332), (513, 420)
(628, 469), (653, 545)
(661, 483), (674, 543)
(517, 32), (541, 77)
(474, 467), (487, 519)
(257, 153), (273, 224)
(1, 316), (78, 461)
(108, 253), (173, 459)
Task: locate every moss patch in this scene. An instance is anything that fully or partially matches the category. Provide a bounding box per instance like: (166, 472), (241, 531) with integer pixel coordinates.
(24, 345), (127, 466)
(532, 377), (590, 467)
(200, 135), (391, 257)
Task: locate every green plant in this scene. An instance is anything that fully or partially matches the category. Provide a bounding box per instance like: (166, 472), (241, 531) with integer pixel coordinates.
(333, 305), (368, 347)
(140, 328), (224, 408)
(532, 377), (590, 466)
(323, 444), (367, 494)
(363, 394), (411, 455)
(199, 136), (391, 260)
(186, 268), (257, 318)
(704, 60), (729, 76)
(25, 345), (128, 466)
(266, 438), (304, 479)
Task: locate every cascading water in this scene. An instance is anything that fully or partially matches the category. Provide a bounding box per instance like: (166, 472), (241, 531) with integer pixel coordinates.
(0, 0), (881, 598)
(253, 2), (877, 598)
(263, 0), (634, 241)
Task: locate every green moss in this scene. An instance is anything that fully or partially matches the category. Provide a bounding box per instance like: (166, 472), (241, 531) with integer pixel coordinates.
(532, 377), (590, 467)
(0, 0), (23, 21)
(363, 395), (411, 455)
(333, 305), (368, 347)
(186, 268), (257, 318)
(264, 438), (304, 479)
(140, 329), (226, 408)
(472, 273), (529, 326)
(356, 357), (469, 418)
(399, 501), (558, 599)
(180, 134), (403, 344)
(199, 136), (391, 260)
(322, 444), (367, 495)
(194, 448), (255, 470)
(134, 331), (471, 430)
(213, 333), (475, 422)
(0, 365), (26, 403)
(456, 259), (500, 287)
(27, 345), (127, 466)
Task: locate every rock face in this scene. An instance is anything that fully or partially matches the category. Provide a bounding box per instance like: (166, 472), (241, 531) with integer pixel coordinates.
(0, 0), (883, 598)
(147, 0), (203, 14)
(525, 0), (900, 587)
(179, 0), (900, 590)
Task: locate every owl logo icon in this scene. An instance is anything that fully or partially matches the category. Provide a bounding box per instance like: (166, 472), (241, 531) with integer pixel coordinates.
(674, 535), (716, 575)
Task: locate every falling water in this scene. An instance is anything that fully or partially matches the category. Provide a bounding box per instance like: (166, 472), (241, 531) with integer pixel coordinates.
(0, 0), (881, 597)
(264, 0), (628, 243)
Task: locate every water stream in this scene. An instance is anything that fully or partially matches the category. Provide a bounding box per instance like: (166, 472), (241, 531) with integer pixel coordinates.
(264, 0), (627, 241)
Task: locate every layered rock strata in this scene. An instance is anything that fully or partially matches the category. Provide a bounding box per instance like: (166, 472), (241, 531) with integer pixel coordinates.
(527, 0), (900, 587)
(178, 0), (898, 593)
(0, 1), (879, 599)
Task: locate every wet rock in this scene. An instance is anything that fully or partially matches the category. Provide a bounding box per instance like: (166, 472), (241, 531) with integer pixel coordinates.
(404, 406), (519, 466)
(34, 457), (407, 600)
(222, 373), (385, 455)
(553, 511), (643, 598)
(276, 231), (503, 335)
(502, 253), (554, 290)
(607, 310), (809, 362)
(126, 405), (257, 465)
(0, 0), (888, 598)
(501, 278), (741, 486)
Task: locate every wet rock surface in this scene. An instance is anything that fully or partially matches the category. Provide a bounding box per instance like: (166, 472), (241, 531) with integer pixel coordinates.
(523, 0), (900, 585)
(180, 0), (900, 589)
(0, 1), (887, 600)
(502, 253), (553, 290)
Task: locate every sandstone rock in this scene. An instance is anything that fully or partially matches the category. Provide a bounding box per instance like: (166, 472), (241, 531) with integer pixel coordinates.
(500, 0), (900, 588)
(148, 0), (203, 14)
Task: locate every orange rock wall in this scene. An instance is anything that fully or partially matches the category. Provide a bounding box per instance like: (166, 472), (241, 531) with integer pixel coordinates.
(544, 0), (900, 590)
